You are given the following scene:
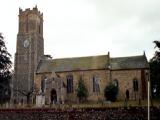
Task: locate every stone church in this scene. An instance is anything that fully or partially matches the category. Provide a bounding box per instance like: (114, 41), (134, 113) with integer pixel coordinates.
(13, 7), (149, 105)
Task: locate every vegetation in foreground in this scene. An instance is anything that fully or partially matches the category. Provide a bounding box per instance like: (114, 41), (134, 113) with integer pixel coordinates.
(0, 33), (12, 104)
(150, 41), (160, 98)
(104, 82), (118, 102)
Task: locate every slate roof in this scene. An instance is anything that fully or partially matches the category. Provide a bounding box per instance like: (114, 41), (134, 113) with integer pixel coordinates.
(36, 55), (109, 73)
(36, 54), (149, 73)
(110, 55), (149, 70)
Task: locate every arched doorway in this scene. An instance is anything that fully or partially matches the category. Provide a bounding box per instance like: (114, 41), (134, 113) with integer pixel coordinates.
(50, 89), (57, 104)
(126, 89), (129, 100)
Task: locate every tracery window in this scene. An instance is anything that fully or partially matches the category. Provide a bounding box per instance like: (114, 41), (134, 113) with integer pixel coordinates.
(93, 75), (100, 92)
(41, 76), (46, 93)
(133, 78), (138, 91)
(66, 75), (73, 93)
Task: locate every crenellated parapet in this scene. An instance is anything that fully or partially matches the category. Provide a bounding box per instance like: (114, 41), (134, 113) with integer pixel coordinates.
(18, 5), (43, 35)
(19, 5), (43, 19)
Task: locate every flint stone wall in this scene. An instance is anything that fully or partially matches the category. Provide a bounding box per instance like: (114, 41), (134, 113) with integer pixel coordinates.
(0, 107), (159, 120)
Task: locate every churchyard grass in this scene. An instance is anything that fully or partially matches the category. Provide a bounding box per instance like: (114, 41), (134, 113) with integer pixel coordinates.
(0, 99), (160, 109)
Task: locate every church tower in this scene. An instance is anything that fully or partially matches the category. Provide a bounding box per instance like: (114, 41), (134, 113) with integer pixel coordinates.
(13, 6), (44, 103)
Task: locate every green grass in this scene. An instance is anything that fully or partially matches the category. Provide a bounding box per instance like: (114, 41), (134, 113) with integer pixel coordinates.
(1, 99), (160, 109)
(57, 99), (160, 109)
(69, 100), (148, 108)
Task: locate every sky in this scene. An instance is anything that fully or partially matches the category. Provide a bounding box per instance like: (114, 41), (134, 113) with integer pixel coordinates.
(0, 0), (160, 64)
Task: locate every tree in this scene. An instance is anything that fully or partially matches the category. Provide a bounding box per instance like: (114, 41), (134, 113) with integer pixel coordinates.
(15, 86), (35, 105)
(76, 76), (88, 103)
(152, 41), (160, 62)
(0, 81), (36, 106)
(44, 54), (52, 59)
(104, 83), (118, 102)
(150, 41), (160, 98)
(0, 33), (12, 104)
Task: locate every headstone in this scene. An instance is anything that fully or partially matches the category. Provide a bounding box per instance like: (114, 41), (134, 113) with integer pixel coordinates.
(5, 102), (9, 108)
(36, 95), (45, 107)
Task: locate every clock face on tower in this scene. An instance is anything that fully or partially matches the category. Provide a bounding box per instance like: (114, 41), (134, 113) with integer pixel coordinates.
(23, 39), (29, 48)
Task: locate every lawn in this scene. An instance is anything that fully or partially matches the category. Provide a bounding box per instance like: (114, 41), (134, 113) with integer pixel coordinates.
(61, 99), (160, 109)
(40, 99), (160, 109)
(0, 99), (160, 109)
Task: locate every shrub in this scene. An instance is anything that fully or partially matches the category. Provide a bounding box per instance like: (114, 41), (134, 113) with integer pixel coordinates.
(104, 83), (118, 102)
(76, 78), (88, 103)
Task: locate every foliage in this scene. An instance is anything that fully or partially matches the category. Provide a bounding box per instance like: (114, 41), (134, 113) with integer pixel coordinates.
(150, 41), (160, 98)
(104, 82), (118, 102)
(76, 76), (88, 103)
(44, 54), (52, 59)
(12, 81), (37, 105)
(0, 33), (12, 104)
(0, 34), (34, 105)
(151, 41), (160, 62)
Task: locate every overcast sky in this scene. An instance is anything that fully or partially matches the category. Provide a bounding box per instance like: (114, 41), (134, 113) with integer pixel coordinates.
(0, 0), (159, 64)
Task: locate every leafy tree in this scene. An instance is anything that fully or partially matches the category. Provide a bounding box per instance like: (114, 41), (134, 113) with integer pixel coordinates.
(0, 33), (12, 104)
(104, 82), (118, 102)
(152, 41), (160, 62)
(44, 54), (52, 59)
(76, 76), (88, 103)
(150, 41), (160, 98)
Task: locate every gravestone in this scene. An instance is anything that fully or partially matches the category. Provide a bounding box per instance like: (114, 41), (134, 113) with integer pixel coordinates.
(36, 95), (45, 107)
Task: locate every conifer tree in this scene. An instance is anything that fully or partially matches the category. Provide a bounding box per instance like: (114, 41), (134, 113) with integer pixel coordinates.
(150, 41), (160, 98)
(0, 33), (12, 104)
(76, 76), (88, 103)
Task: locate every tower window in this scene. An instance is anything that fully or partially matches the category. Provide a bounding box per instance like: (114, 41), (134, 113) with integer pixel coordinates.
(133, 78), (138, 91)
(66, 75), (73, 93)
(26, 17), (28, 33)
(39, 25), (41, 34)
(93, 75), (100, 92)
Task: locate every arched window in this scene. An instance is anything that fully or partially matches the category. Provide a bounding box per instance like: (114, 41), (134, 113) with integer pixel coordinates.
(39, 25), (41, 34)
(133, 78), (138, 91)
(93, 75), (100, 92)
(126, 89), (129, 100)
(66, 75), (73, 93)
(41, 79), (45, 93)
(26, 19), (28, 33)
(113, 79), (119, 87)
(41, 76), (46, 93)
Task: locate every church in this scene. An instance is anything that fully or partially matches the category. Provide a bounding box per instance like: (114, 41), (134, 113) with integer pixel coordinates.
(12, 6), (149, 106)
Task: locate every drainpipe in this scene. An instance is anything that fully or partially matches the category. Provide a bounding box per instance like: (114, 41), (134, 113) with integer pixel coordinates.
(146, 72), (150, 120)
(108, 65), (112, 83)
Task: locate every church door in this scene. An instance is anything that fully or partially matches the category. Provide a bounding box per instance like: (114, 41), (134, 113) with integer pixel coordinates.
(50, 89), (57, 104)
(126, 89), (129, 100)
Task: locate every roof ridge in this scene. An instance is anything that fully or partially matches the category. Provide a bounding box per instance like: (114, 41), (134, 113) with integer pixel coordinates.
(110, 55), (144, 59)
(52, 54), (108, 60)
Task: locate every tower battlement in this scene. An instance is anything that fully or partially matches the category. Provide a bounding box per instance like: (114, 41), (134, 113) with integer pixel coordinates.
(18, 6), (43, 34)
(19, 6), (43, 18)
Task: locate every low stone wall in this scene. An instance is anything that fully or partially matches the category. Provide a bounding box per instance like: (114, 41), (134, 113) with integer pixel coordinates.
(0, 107), (159, 120)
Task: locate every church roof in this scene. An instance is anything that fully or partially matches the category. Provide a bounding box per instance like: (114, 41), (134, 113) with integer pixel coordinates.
(36, 54), (149, 73)
(110, 55), (149, 70)
(36, 55), (109, 73)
